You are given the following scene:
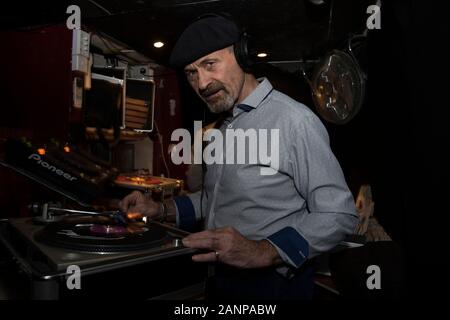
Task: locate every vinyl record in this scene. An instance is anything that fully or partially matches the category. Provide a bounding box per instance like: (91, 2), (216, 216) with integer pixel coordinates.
(34, 216), (170, 253)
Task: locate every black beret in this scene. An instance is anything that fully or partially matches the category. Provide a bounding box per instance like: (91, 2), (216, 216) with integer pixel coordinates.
(169, 15), (240, 68)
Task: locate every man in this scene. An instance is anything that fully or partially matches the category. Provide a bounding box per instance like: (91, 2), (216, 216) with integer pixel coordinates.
(119, 15), (358, 299)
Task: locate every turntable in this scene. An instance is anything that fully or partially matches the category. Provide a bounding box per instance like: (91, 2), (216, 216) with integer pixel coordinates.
(0, 138), (205, 299)
(0, 216), (206, 299)
(0, 212), (195, 274)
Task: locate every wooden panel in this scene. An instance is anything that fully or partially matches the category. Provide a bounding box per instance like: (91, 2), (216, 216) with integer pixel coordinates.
(126, 97), (148, 106)
(125, 116), (147, 124)
(126, 110), (148, 118)
(125, 122), (144, 129)
(126, 104), (149, 113)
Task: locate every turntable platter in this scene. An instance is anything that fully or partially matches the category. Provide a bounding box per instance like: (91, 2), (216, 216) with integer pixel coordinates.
(34, 216), (170, 253)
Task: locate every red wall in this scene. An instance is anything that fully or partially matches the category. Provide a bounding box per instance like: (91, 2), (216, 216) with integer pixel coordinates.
(151, 66), (187, 181)
(0, 24), (72, 142)
(0, 24), (73, 217)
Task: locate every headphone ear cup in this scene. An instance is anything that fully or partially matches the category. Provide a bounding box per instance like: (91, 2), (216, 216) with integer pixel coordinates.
(234, 32), (253, 72)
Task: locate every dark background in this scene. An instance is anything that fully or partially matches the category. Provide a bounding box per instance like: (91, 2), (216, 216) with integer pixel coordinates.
(1, 0), (449, 297)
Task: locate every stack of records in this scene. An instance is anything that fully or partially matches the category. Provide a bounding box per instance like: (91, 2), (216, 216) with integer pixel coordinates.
(125, 97), (149, 130)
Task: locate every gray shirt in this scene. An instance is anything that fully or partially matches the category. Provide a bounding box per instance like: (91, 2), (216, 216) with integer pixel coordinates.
(176, 78), (358, 268)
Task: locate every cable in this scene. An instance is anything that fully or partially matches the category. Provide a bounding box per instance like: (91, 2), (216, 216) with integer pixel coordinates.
(326, 0), (335, 47)
(87, 0), (112, 15)
(152, 120), (171, 178)
(200, 108), (206, 220)
(90, 32), (143, 65)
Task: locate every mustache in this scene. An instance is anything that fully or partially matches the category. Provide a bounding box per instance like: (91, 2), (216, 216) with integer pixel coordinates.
(199, 82), (226, 98)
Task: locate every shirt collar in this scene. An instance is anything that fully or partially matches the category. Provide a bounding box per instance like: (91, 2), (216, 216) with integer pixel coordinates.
(233, 78), (273, 116)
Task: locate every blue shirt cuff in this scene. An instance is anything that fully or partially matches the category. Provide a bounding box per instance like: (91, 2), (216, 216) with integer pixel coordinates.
(173, 196), (196, 232)
(267, 227), (309, 268)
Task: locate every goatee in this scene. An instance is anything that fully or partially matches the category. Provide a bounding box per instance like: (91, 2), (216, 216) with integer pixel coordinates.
(200, 82), (234, 113)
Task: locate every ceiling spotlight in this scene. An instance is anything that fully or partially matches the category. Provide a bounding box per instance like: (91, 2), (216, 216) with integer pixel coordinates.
(308, 0), (325, 5)
(257, 52), (268, 58)
(153, 41), (164, 48)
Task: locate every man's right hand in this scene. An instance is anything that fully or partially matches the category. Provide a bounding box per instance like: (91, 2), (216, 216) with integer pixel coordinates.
(118, 191), (161, 219)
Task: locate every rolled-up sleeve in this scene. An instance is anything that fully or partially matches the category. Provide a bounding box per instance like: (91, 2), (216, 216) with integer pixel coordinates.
(268, 114), (358, 268)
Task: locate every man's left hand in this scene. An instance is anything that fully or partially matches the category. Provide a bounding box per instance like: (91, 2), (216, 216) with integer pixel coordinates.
(182, 227), (282, 268)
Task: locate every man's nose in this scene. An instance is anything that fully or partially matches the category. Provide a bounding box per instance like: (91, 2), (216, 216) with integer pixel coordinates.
(197, 69), (212, 91)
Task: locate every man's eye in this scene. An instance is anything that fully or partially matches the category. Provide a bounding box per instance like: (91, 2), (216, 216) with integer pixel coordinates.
(206, 62), (215, 69)
(185, 70), (197, 79)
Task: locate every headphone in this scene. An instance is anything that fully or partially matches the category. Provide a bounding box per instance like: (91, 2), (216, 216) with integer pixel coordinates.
(196, 13), (254, 72)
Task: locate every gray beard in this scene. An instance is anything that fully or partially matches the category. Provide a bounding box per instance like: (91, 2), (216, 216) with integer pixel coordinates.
(205, 92), (235, 114)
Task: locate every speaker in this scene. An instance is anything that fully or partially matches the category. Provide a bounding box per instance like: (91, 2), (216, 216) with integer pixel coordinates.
(196, 13), (253, 72)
